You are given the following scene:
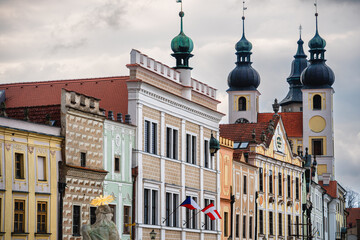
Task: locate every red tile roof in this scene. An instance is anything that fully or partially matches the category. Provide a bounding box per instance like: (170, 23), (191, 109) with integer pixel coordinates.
(347, 208), (360, 228)
(258, 112), (303, 138)
(0, 76), (129, 118)
(6, 105), (61, 126)
(319, 180), (338, 198)
(220, 114), (280, 148)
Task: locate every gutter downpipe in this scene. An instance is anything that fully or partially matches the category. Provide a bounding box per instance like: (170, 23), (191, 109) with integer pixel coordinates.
(255, 191), (258, 240)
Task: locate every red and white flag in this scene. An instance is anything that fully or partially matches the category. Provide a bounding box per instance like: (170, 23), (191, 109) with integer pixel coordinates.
(202, 203), (221, 220)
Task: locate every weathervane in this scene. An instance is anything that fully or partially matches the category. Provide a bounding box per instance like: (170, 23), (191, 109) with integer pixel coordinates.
(176, 0), (183, 12)
(314, 0), (318, 14)
(299, 25), (303, 38)
(242, 1), (247, 19)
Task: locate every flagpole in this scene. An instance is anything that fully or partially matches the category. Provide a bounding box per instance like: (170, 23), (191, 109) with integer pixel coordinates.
(162, 204), (181, 224)
(183, 209), (202, 226)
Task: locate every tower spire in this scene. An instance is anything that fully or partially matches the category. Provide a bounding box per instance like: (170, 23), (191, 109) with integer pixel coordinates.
(314, 0), (319, 34)
(299, 24), (302, 39)
(242, 1), (247, 38)
(171, 0), (194, 69)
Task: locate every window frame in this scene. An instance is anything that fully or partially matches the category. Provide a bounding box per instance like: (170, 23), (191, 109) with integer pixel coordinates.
(313, 94), (322, 110)
(312, 138), (324, 155)
(278, 213), (283, 236)
(269, 170), (273, 194)
(238, 96), (247, 111)
(143, 187), (158, 225)
(73, 205), (81, 236)
(114, 156), (120, 173)
(90, 206), (96, 225)
(269, 211), (274, 236)
(278, 172), (282, 196)
(37, 155), (47, 181)
(186, 133), (197, 165)
(14, 152), (25, 180)
(123, 205), (131, 234)
(204, 198), (215, 231)
(166, 126), (179, 160)
(259, 168), (263, 192)
(186, 195), (199, 229)
(295, 177), (300, 200)
(80, 152), (86, 167)
(259, 210), (264, 234)
(204, 139), (210, 169)
(14, 199), (25, 233)
(37, 201), (47, 233)
(243, 175), (247, 194)
(144, 119), (158, 155)
(165, 192), (179, 227)
(242, 215), (247, 238)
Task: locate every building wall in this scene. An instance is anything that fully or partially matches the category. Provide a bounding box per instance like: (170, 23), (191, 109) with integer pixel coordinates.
(103, 119), (135, 240)
(127, 50), (223, 240)
(0, 118), (62, 240)
(233, 155), (257, 240)
(60, 90), (107, 240)
(220, 137), (233, 240)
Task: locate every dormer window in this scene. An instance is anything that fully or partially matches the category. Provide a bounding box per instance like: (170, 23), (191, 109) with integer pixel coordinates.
(313, 94), (322, 110)
(238, 97), (247, 111)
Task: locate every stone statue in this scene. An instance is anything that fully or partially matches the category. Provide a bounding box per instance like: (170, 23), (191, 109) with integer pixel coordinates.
(82, 205), (120, 240)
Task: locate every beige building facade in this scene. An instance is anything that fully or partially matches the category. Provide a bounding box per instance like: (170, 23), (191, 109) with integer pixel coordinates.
(127, 50), (224, 240)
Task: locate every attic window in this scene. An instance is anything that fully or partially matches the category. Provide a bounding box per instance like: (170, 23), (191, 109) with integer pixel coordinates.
(233, 142), (240, 149)
(239, 142), (249, 149)
(80, 96), (86, 106)
(90, 99), (95, 109)
(71, 93), (76, 104)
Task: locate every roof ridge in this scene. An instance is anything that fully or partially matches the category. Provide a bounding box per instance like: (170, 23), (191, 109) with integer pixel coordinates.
(0, 76), (129, 87)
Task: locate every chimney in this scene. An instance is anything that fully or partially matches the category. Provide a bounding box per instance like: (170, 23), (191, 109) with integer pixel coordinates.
(108, 111), (114, 120)
(117, 113), (123, 123)
(125, 114), (131, 124)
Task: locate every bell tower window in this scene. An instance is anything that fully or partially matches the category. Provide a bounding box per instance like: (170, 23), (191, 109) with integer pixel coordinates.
(238, 97), (247, 111)
(312, 139), (323, 155)
(313, 94), (322, 110)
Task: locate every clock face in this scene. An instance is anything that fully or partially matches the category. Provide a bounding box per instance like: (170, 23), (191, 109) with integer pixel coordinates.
(115, 134), (121, 146)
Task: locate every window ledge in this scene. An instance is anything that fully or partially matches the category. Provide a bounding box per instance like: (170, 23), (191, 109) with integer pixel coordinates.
(0, 232), (5, 236)
(162, 226), (182, 231)
(35, 232), (52, 236)
(11, 232), (29, 236)
(72, 234), (81, 237)
(183, 228), (201, 233)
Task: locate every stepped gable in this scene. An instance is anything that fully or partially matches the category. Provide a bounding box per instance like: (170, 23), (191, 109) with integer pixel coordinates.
(258, 112), (302, 138)
(0, 76), (129, 118)
(220, 114), (280, 148)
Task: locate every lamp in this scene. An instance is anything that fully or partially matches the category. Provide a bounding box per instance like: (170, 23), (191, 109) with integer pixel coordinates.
(209, 132), (220, 156)
(150, 229), (157, 240)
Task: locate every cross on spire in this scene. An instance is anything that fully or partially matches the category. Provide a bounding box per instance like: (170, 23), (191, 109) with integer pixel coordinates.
(242, 1), (247, 19)
(314, 0), (318, 14)
(299, 25), (303, 38)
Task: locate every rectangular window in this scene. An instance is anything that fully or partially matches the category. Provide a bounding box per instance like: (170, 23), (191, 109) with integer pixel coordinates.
(80, 152), (86, 167)
(259, 168), (263, 192)
(90, 207), (97, 225)
(295, 216), (300, 237)
(287, 175), (291, 198)
(259, 210), (264, 234)
(37, 156), (46, 181)
(14, 200), (25, 233)
(243, 215), (247, 238)
(204, 140), (210, 168)
(224, 212), (228, 237)
(186, 196), (198, 229)
(166, 127), (178, 160)
(278, 213), (282, 236)
(243, 175), (247, 194)
(165, 193), (179, 227)
(236, 214), (240, 237)
(145, 120), (150, 153)
(269, 170), (273, 194)
(152, 123), (157, 154)
(269, 212), (274, 235)
(278, 172), (282, 196)
(109, 204), (116, 223)
(144, 120), (158, 154)
(114, 157), (120, 173)
(73, 205), (81, 236)
(186, 134), (197, 165)
(312, 139), (323, 155)
(249, 216), (253, 239)
(144, 189), (158, 225)
(15, 153), (25, 179)
(288, 215), (292, 236)
(295, 177), (299, 199)
(123, 206), (131, 234)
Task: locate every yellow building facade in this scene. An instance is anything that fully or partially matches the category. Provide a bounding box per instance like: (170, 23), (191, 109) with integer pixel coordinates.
(0, 117), (62, 240)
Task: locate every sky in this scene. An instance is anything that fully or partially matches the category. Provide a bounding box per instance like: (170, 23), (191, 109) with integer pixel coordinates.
(0, 0), (359, 192)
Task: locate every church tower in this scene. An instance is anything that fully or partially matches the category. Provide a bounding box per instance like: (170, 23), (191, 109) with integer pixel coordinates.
(301, 5), (335, 183)
(227, 4), (260, 124)
(280, 28), (308, 112)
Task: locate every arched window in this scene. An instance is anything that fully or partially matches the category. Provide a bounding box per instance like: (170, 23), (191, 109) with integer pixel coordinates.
(238, 97), (247, 111)
(313, 94), (322, 110)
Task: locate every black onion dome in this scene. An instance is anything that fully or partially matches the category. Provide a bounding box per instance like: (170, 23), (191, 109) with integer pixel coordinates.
(301, 13), (335, 88)
(301, 62), (335, 88)
(227, 16), (260, 91)
(228, 64), (260, 91)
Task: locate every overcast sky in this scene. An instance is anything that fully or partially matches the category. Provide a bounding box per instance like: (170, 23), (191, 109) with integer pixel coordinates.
(0, 0), (359, 193)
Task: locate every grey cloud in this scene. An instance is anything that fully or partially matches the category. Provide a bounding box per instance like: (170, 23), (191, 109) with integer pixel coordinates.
(51, 38), (88, 54)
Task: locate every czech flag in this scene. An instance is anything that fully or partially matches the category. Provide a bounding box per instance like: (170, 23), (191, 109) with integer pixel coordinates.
(202, 203), (221, 220)
(180, 196), (201, 210)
